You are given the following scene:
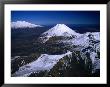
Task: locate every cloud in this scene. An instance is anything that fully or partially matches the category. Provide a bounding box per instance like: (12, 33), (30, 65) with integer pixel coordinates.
(11, 21), (43, 28)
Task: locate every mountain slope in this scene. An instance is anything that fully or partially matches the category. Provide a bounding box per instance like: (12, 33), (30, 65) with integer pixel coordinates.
(11, 24), (100, 77)
(39, 24), (81, 43)
(62, 32), (100, 47)
(42, 24), (80, 36)
(12, 51), (72, 77)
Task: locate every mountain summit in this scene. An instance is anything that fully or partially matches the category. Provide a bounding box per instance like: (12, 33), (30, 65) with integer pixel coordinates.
(42, 24), (80, 37)
(12, 23), (100, 77)
(39, 24), (81, 43)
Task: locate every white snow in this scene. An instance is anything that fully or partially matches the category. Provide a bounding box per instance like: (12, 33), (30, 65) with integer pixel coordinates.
(90, 32), (100, 40)
(61, 31), (100, 73)
(40, 24), (81, 43)
(62, 32), (100, 47)
(12, 24), (100, 76)
(12, 51), (72, 77)
(43, 24), (80, 36)
(90, 52), (97, 64)
(11, 21), (43, 28)
(90, 52), (100, 73)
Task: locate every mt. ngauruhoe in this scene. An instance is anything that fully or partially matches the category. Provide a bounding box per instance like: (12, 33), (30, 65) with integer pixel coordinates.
(39, 24), (82, 43)
(42, 24), (80, 36)
(12, 23), (100, 77)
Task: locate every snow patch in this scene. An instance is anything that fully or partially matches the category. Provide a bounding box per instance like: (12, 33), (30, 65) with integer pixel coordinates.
(90, 52), (100, 73)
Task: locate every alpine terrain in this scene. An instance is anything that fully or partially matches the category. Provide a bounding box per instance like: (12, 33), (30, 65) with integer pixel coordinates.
(11, 24), (100, 77)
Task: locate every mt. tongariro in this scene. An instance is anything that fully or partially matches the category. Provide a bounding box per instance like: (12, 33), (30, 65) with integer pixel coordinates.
(11, 24), (100, 77)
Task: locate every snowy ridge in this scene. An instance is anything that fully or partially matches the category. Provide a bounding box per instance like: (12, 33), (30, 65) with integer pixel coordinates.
(73, 32), (99, 46)
(12, 24), (100, 76)
(60, 31), (100, 73)
(11, 21), (43, 29)
(62, 32), (100, 47)
(12, 51), (72, 77)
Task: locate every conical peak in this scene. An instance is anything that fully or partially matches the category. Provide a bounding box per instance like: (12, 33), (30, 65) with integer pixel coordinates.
(41, 23), (81, 38)
(55, 24), (67, 28)
(53, 24), (72, 31)
(56, 24), (66, 26)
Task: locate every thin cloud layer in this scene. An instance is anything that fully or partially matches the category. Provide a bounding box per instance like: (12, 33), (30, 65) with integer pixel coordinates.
(11, 21), (43, 28)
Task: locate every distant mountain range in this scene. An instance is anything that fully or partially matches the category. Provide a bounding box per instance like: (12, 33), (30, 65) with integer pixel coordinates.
(11, 21), (43, 28)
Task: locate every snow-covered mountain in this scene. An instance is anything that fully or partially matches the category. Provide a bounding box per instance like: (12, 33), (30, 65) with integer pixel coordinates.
(42, 24), (80, 36)
(11, 21), (43, 29)
(39, 24), (82, 43)
(11, 24), (100, 77)
(12, 51), (72, 77)
(62, 32), (100, 47)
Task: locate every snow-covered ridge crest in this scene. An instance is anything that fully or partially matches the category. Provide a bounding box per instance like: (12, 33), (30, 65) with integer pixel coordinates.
(11, 21), (43, 29)
(12, 51), (72, 77)
(62, 32), (100, 47)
